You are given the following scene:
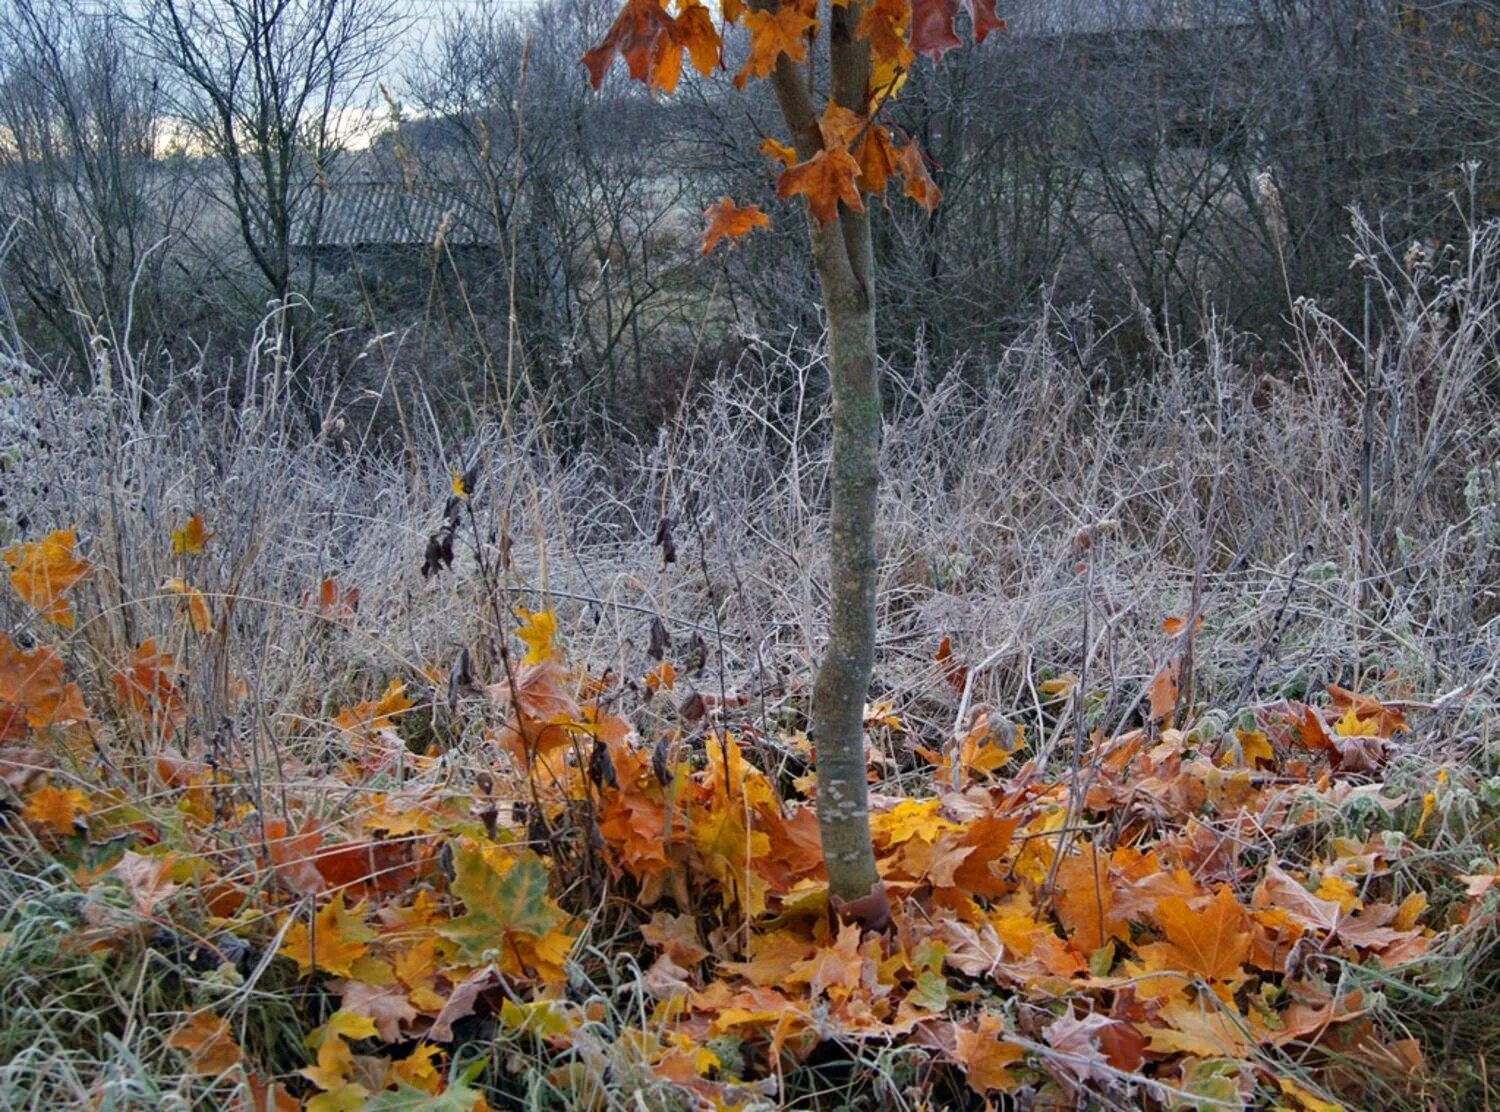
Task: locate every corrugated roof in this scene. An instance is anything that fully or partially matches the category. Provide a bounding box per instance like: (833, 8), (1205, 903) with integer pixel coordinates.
(299, 180), (496, 249)
(1006, 0), (1254, 36)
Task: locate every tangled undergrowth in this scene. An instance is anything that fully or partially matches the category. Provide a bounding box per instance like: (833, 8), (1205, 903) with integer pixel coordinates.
(1, 514), (1496, 1110)
(1, 222), (1497, 1109)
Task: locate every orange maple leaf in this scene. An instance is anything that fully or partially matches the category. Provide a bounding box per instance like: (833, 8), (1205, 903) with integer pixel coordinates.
(1138, 885), (1252, 982)
(786, 920), (866, 998)
(168, 1012), (242, 1076)
(582, 0), (719, 94)
(816, 103), (866, 150)
(263, 817), (327, 896)
(4, 527), (90, 627)
(163, 577), (214, 634)
(673, 0), (721, 78)
(317, 577), (361, 618)
(22, 783), (91, 834)
(778, 148), (865, 223)
(0, 632), (88, 741)
(736, 3), (817, 88)
(332, 678), (412, 734)
(701, 198), (770, 255)
(858, 0), (915, 71)
(1148, 658), (1180, 722)
(898, 140), (942, 210)
(1053, 842), (1127, 956)
(111, 639), (187, 740)
(760, 137), (797, 167)
(856, 126), (900, 194)
(952, 1011), (1024, 1094)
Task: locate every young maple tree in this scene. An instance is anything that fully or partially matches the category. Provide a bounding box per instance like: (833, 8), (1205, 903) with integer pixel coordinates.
(583, 0), (1002, 927)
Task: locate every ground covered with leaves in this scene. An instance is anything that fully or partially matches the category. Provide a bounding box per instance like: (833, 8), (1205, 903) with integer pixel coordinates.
(2, 511), (1496, 1110)
(3, 227), (1499, 1107)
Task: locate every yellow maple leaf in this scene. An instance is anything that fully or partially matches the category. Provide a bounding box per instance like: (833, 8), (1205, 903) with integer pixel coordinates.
(1333, 705), (1379, 738)
(1314, 873), (1361, 914)
(306, 1084), (369, 1112)
(1039, 674), (1077, 698)
(22, 784), (91, 834)
(282, 894), (376, 977)
(873, 798), (957, 845)
(1229, 728), (1275, 768)
(389, 1042), (443, 1093)
(1278, 1076), (1344, 1112)
(170, 513), (214, 556)
(515, 608), (558, 665)
(1393, 890), (1428, 932)
(499, 999), (578, 1037)
(692, 744), (773, 918)
(4, 527), (90, 627)
(302, 1010), (377, 1108)
(863, 699), (904, 731)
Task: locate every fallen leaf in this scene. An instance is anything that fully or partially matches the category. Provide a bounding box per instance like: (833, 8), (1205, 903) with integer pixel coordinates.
(342, 980), (418, 1043)
(1148, 659), (1180, 722)
(1042, 1010), (1121, 1088)
(281, 893), (376, 977)
(168, 1012), (242, 1075)
(1138, 885), (1251, 982)
(0, 633), (88, 741)
(4, 527), (90, 626)
(113, 850), (181, 915)
(22, 783), (90, 834)
(428, 965), (502, 1041)
(952, 1011), (1024, 1094)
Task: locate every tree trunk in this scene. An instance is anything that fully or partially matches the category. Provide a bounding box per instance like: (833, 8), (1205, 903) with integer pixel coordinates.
(759, 4), (889, 928)
(807, 204), (887, 927)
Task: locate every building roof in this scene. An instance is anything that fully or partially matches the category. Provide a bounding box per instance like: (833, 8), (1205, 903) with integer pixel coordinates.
(1006, 0), (1254, 36)
(299, 179), (495, 249)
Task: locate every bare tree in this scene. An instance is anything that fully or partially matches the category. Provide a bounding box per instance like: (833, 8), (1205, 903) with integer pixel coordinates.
(141, 0), (400, 314)
(402, 0), (715, 421)
(0, 0), (179, 370)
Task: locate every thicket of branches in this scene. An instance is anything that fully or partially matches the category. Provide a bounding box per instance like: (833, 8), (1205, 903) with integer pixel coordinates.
(1, 0), (1497, 431)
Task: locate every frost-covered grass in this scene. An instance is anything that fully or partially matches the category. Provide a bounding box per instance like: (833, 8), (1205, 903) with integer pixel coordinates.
(0, 218), (1495, 1108)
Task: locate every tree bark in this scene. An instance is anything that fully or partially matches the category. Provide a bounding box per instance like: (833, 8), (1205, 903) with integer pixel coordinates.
(761, 4), (887, 927)
(810, 214), (886, 925)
